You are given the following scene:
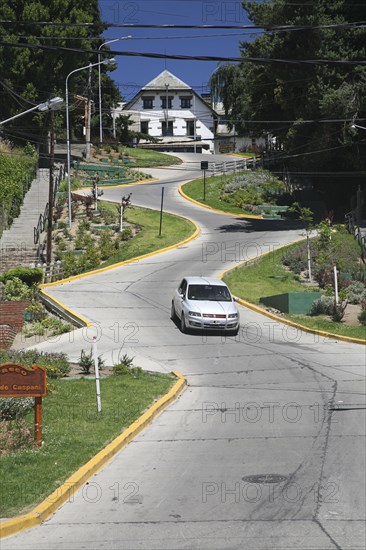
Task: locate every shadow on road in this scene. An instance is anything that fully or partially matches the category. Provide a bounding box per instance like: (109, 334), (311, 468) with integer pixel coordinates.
(217, 218), (303, 233)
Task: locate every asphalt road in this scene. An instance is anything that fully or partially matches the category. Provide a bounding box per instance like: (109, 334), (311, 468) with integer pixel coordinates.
(3, 154), (365, 550)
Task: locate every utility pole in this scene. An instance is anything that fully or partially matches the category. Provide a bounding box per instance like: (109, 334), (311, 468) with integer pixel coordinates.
(46, 110), (55, 265)
(164, 83), (169, 136)
(86, 63), (92, 160)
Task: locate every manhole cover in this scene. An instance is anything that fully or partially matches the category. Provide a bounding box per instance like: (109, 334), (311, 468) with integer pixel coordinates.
(242, 474), (287, 484)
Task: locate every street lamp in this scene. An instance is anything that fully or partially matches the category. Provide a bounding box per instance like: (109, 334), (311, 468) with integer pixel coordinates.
(98, 36), (131, 144)
(0, 97), (63, 125)
(352, 123), (366, 131)
(66, 59), (115, 228)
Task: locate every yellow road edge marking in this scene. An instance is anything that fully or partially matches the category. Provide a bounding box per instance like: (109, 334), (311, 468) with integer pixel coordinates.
(0, 371), (186, 539)
(40, 290), (93, 327)
(178, 184), (263, 219)
(80, 177), (158, 190)
(218, 239), (366, 345)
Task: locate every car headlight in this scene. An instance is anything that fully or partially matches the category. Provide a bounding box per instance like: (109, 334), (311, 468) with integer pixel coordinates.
(189, 311), (201, 317)
(228, 313), (238, 318)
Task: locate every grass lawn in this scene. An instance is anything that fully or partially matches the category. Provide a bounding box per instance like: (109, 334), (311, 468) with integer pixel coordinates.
(223, 243), (308, 303)
(284, 314), (366, 340)
(182, 174), (255, 215)
(101, 203), (197, 267)
(1, 373), (174, 517)
(117, 147), (182, 168)
(223, 241), (366, 341)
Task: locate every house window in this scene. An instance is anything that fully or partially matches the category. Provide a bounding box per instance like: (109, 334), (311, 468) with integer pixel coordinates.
(180, 97), (192, 109)
(143, 97), (154, 109)
(186, 120), (195, 137)
(162, 121), (173, 136)
(161, 96), (173, 109)
(141, 121), (149, 134)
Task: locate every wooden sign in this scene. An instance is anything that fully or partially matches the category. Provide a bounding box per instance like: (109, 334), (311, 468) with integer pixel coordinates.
(0, 363), (47, 447)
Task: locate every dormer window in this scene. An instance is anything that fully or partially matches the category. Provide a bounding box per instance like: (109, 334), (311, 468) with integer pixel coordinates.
(161, 96), (173, 109)
(180, 96), (192, 109)
(143, 97), (154, 109)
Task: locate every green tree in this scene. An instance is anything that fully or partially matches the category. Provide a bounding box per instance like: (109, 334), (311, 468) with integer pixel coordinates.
(0, 1), (120, 142)
(210, 1), (366, 208)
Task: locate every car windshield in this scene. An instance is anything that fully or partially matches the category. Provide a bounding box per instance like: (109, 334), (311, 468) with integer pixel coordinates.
(187, 284), (232, 302)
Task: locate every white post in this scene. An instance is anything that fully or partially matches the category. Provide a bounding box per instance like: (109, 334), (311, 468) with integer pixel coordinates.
(93, 336), (102, 413)
(333, 265), (339, 305)
(306, 232), (312, 281)
(120, 204), (124, 232)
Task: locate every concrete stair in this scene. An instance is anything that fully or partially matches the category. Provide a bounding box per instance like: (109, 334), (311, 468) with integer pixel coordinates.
(0, 169), (49, 273)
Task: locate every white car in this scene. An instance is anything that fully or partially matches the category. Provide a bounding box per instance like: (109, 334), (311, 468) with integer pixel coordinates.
(171, 276), (240, 335)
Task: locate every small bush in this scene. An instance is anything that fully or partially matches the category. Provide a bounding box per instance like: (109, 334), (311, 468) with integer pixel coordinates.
(79, 349), (93, 374)
(0, 397), (34, 420)
(309, 296), (334, 316)
(112, 353), (139, 376)
(0, 267), (43, 286)
(358, 309), (366, 326)
(3, 277), (35, 301)
(120, 227), (133, 241)
(346, 282), (366, 304)
(99, 229), (116, 260)
(282, 243), (310, 274)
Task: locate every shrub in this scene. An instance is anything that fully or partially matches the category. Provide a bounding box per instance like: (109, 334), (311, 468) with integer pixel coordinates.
(3, 277), (35, 301)
(0, 397), (34, 420)
(79, 349), (93, 374)
(25, 301), (45, 321)
(23, 316), (74, 338)
(0, 349), (70, 378)
(78, 244), (101, 272)
(0, 267), (43, 286)
(345, 282), (366, 304)
(112, 353), (137, 376)
(98, 229), (116, 260)
(120, 227), (133, 241)
(0, 147), (38, 225)
(358, 309), (366, 326)
(282, 243), (311, 274)
(309, 296), (334, 316)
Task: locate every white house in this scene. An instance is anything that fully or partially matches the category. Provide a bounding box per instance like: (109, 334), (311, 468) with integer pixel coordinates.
(111, 70), (218, 154)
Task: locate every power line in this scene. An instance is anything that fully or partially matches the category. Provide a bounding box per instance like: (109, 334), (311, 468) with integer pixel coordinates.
(1, 20), (366, 31)
(1, 40), (366, 66)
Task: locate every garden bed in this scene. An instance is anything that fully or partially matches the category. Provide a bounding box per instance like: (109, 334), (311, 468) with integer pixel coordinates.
(223, 228), (366, 341)
(181, 168), (291, 217)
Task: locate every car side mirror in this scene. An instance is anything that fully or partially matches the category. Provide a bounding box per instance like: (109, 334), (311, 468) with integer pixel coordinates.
(233, 296), (238, 302)
(179, 293), (184, 299)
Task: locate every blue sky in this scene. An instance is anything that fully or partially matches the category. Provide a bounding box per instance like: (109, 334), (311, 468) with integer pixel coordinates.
(98, 0), (256, 101)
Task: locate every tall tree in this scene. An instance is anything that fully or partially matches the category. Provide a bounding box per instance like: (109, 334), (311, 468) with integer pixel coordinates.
(0, 1), (121, 143)
(210, 0), (366, 210)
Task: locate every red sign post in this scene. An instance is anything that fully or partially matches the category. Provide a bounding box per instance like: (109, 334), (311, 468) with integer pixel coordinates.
(0, 363), (47, 447)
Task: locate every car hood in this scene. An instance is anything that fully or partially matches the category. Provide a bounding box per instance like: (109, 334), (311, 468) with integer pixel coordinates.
(186, 300), (238, 316)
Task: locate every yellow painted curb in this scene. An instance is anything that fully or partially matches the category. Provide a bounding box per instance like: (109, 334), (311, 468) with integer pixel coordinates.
(41, 215), (200, 289)
(41, 290), (93, 327)
(80, 178), (158, 191)
(218, 241), (366, 345)
(178, 184), (263, 220)
(0, 371), (186, 539)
